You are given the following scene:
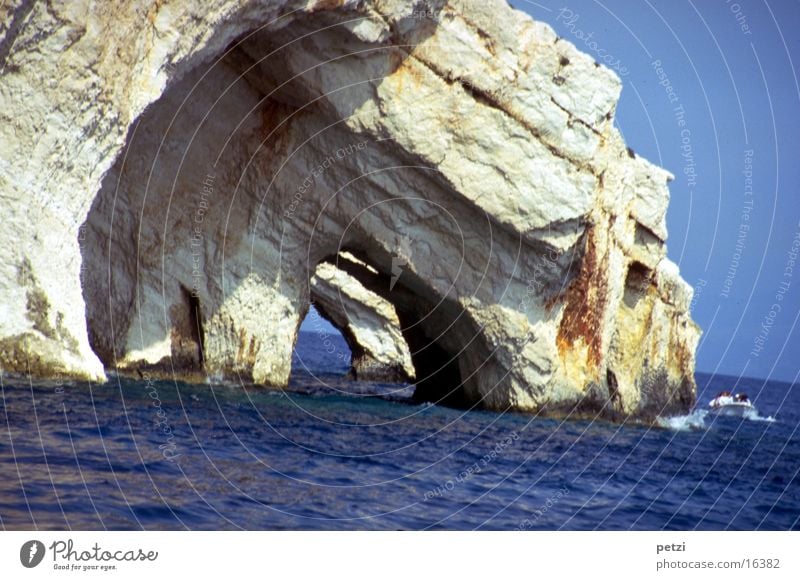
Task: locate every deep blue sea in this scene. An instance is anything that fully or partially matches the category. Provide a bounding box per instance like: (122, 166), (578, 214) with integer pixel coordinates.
(1, 332), (798, 530)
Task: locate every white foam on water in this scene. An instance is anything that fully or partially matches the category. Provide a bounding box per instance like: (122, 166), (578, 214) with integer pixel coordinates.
(743, 407), (777, 423)
(658, 406), (778, 431)
(657, 409), (708, 431)
(205, 372), (224, 385)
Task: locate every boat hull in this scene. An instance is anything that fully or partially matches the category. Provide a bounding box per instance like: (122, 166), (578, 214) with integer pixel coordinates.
(710, 403), (753, 417)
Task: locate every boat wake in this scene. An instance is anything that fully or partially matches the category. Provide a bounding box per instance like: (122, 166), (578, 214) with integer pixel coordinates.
(741, 407), (777, 423)
(657, 409), (709, 431)
(657, 407), (777, 431)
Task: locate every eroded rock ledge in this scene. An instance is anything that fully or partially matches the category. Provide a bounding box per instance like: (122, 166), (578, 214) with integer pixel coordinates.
(0, 0), (700, 419)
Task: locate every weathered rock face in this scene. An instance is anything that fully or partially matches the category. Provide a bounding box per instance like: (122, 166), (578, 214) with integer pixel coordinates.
(0, 0), (700, 418)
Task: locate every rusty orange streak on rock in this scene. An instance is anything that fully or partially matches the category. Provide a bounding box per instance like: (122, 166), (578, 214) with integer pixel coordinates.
(556, 226), (607, 369)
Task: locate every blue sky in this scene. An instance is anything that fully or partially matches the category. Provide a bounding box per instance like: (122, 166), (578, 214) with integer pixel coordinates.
(304, 1), (800, 383)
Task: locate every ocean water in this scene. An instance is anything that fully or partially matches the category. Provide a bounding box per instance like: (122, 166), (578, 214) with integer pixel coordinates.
(0, 332), (798, 530)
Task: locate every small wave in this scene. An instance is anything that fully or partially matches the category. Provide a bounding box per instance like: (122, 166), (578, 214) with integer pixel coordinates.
(205, 372), (224, 385)
(657, 409), (708, 431)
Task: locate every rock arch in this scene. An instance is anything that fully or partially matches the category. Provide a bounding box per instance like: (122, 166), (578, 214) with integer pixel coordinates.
(0, 0), (700, 418)
(309, 256), (415, 382)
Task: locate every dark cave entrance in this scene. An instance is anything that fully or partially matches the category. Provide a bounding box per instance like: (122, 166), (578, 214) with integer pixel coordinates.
(402, 330), (467, 408)
(182, 286), (205, 368)
(305, 252), (472, 409)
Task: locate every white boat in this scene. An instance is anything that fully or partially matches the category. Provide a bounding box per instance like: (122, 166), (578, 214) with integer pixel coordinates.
(708, 391), (755, 417)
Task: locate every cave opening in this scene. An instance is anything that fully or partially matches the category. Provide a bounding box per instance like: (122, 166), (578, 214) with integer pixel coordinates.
(309, 252), (473, 409)
(76, 12), (478, 410)
(183, 286), (205, 368)
(292, 305), (353, 378)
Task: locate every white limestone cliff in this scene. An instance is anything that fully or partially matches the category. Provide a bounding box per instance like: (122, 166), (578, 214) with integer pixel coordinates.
(0, 0), (700, 419)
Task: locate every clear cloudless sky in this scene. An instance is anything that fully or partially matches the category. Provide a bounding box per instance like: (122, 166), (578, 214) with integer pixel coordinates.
(304, 0), (800, 384)
(514, 0), (800, 383)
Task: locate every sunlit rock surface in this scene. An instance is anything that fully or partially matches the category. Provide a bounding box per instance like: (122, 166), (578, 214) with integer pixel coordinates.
(0, 0), (699, 418)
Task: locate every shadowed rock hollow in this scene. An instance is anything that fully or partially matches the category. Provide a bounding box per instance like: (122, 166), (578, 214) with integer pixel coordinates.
(0, 0), (700, 419)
